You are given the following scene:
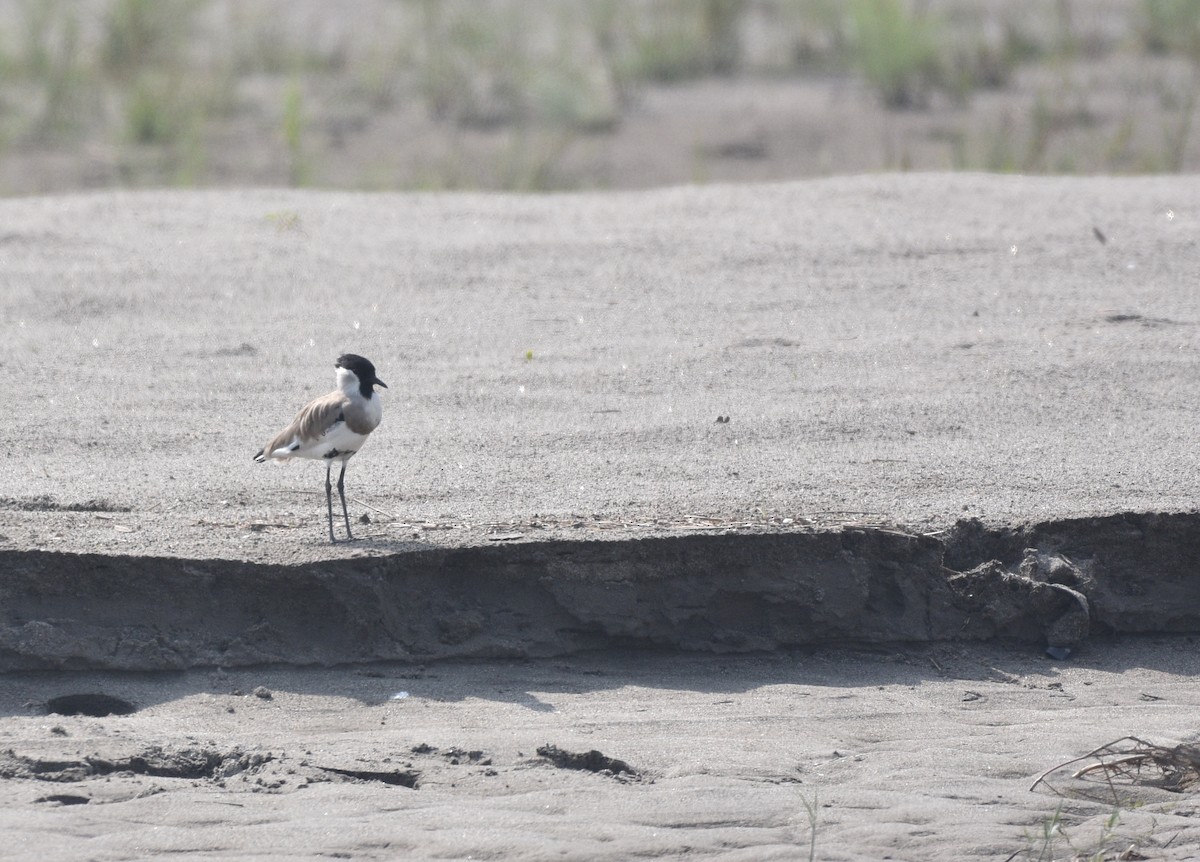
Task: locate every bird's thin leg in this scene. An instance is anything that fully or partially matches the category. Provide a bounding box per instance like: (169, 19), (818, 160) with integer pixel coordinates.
(325, 461), (336, 544)
(338, 462), (353, 540)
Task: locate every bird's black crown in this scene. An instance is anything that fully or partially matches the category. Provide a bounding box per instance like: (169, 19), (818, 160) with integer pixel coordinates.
(336, 353), (387, 396)
(337, 353), (376, 378)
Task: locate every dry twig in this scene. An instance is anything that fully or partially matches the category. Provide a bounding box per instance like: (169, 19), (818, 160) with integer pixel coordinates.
(1031, 736), (1200, 803)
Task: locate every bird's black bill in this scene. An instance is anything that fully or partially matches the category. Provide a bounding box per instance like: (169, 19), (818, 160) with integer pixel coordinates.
(374, 378), (388, 389)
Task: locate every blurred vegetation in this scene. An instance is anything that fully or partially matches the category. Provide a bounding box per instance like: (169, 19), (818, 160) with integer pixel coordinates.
(0, 0), (1197, 192)
(849, 0), (942, 109)
(1140, 0), (1200, 57)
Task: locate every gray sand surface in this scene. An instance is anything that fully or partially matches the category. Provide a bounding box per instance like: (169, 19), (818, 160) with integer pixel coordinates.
(2, 175), (1200, 859)
(2, 175), (1199, 561)
(3, 641), (1200, 861)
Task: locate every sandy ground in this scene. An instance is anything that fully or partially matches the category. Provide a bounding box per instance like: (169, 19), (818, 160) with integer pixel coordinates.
(2, 640), (1200, 861)
(2, 175), (1200, 858)
(2, 174), (1200, 563)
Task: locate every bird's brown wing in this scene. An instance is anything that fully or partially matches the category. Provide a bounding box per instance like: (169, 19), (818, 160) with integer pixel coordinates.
(259, 389), (350, 460)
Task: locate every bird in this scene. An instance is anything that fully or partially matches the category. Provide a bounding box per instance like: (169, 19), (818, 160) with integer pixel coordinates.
(254, 354), (387, 543)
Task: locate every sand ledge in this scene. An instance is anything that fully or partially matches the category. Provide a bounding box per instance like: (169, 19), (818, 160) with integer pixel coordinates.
(4, 511), (1197, 672)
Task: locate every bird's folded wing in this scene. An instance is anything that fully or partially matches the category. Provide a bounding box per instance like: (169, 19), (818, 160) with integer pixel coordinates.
(262, 390), (350, 458)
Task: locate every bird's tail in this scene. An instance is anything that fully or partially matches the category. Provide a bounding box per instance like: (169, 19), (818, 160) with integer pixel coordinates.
(253, 449), (266, 463)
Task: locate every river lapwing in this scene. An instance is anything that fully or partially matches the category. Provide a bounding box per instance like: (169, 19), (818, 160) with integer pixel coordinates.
(254, 354), (386, 542)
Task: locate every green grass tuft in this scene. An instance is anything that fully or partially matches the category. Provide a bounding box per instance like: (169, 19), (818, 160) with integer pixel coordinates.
(1140, 0), (1200, 58)
(849, 0), (943, 108)
(282, 79), (309, 186)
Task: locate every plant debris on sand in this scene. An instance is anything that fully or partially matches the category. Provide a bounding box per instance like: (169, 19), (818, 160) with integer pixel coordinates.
(1031, 736), (1200, 804)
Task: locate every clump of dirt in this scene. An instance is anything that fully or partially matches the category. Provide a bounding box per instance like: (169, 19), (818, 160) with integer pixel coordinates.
(0, 746), (272, 782)
(0, 496), (130, 513)
(536, 744), (639, 779)
(34, 793), (90, 805)
(409, 744), (491, 765)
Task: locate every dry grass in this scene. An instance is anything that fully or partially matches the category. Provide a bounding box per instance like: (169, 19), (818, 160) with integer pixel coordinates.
(1032, 736), (1200, 804)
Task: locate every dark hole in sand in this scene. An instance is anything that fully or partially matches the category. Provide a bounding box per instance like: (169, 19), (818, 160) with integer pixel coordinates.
(35, 794), (90, 805)
(314, 765), (420, 788)
(537, 744), (637, 777)
(45, 694), (136, 717)
(88, 749), (229, 779)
